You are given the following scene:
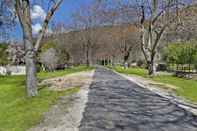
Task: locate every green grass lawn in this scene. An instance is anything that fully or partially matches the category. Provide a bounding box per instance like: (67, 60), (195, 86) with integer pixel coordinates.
(110, 66), (148, 77)
(0, 66), (93, 131)
(110, 66), (197, 103)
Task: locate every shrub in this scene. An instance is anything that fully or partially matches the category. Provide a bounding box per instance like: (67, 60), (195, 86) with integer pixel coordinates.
(162, 41), (197, 71)
(136, 59), (145, 67)
(40, 48), (59, 71)
(156, 63), (167, 71)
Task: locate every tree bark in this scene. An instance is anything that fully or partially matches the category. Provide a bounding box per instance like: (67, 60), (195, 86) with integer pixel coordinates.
(148, 60), (156, 76)
(25, 49), (37, 96)
(23, 17), (37, 97)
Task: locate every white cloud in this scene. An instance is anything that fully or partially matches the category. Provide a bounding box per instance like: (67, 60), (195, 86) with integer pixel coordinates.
(32, 23), (42, 34)
(32, 23), (53, 35)
(31, 5), (46, 20)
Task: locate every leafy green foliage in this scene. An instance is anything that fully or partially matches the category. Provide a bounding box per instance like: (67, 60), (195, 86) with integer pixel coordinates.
(194, 53), (197, 70)
(162, 41), (197, 71)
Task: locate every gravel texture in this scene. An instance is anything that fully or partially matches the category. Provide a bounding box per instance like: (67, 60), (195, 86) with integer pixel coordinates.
(79, 67), (197, 131)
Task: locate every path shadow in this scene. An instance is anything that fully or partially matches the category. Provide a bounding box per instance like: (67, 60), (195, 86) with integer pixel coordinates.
(79, 67), (197, 131)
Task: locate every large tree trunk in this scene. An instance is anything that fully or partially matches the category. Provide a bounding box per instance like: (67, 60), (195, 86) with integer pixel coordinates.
(24, 33), (37, 97)
(147, 52), (156, 76)
(111, 56), (114, 66)
(25, 52), (37, 96)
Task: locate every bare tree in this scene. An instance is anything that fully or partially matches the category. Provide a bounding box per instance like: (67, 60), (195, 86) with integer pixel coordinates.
(93, 0), (141, 67)
(51, 22), (71, 65)
(166, 4), (197, 42)
(116, 25), (139, 68)
(135, 0), (186, 75)
(15, 0), (64, 97)
(72, 1), (105, 66)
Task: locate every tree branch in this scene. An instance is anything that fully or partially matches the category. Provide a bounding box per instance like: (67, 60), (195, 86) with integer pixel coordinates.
(152, 23), (168, 52)
(140, 26), (149, 63)
(34, 0), (64, 52)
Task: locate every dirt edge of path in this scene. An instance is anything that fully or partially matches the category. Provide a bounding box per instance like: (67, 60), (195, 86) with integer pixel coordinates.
(28, 70), (95, 131)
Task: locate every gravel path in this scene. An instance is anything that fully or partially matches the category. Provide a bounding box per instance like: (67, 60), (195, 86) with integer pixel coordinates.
(79, 67), (197, 131)
(28, 71), (95, 131)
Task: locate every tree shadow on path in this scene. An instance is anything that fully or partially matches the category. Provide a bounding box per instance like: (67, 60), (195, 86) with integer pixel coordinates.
(79, 67), (197, 131)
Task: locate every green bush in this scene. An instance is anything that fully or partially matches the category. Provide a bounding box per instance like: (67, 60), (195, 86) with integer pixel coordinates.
(136, 59), (145, 67)
(162, 41), (197, 71)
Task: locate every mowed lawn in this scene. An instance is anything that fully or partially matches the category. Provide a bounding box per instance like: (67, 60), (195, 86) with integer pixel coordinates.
(111, 66), (197, 103)
(0, 66), (93, 131)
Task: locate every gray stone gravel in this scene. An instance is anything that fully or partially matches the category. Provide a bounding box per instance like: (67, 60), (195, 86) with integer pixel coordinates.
(79, 67), (197, 131)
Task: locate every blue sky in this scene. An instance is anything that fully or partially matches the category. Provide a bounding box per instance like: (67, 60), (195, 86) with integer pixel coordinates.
(53, 0), (92, 24)
(11, 0), (92, 41)
(11, 0), (194, 41)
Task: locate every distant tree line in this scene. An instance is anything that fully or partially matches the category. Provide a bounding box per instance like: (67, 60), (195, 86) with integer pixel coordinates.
(42, 24), (142, 68)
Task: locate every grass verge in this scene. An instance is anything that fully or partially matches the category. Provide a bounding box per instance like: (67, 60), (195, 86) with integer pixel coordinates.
(110, 66), (197, 103)
(0, 66), (93, 131)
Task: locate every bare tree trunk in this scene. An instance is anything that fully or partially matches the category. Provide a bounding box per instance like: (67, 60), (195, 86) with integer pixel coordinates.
(25, 51), (37, 96)
(111, 56), (114, 66)
(148, 51), (156, 75)
(148, 60), (156, 76)
(123, 52), (130, 69)
(89, 47), (92, 66)
(24, 31), (37, 97)
(86, 45), (90, 66)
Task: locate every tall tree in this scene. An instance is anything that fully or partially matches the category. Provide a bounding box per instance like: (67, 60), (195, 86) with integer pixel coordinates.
(15, 0), (64, 97)
(136, 0), (186, 75)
